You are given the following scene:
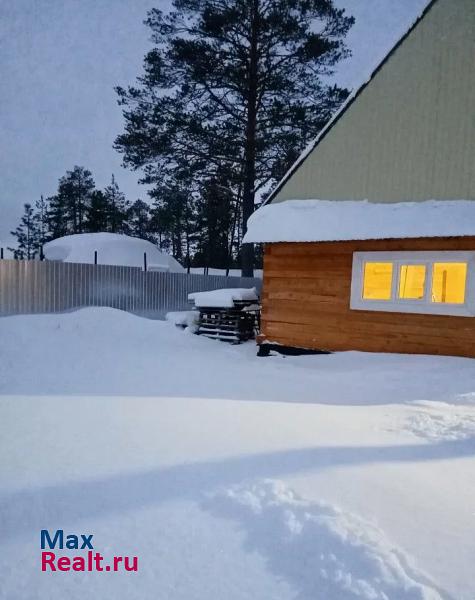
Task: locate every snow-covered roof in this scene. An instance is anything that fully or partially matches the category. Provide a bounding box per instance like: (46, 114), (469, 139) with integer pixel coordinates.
(188, 288), (258, 308)
(243, 200), (475, 244)
(265, 0), (436, 205)
(44, 233), (185, 272)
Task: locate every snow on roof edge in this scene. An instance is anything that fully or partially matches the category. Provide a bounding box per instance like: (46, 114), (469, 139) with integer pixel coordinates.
(243, 199), (475, 244)
(264, 0), (437, 206)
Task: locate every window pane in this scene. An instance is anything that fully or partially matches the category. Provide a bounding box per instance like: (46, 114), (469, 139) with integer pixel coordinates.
(399, 265), (426, 299)
(363, 262), (393, 300)
(431, 263), (467, 304)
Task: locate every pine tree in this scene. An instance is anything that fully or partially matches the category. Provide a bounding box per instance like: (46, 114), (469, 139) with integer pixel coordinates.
(48, 193), (68, 239)
(194, 179), (233, 270)
(127, 200), (152, 241)
(104, 174), (129, 233)
(87, 190), (111, 232)
(34, 195), (50, 257)
(115, 0), (354, 275)
(148, 201), (170, 251)
(47, 166), (96, 237)
(9, 203), (39, 259)
(149, 185), (197, 268)
(55, 166), (96, 234)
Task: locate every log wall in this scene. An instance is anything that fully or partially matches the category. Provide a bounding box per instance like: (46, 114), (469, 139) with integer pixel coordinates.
(261, 237), (475, 358)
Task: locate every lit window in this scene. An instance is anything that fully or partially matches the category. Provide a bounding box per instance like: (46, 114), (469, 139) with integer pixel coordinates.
(363, 262), (393, 300)
(399, 265), (426, 300)
(432, 263), (467, 304)
(351, 251), (474, 317)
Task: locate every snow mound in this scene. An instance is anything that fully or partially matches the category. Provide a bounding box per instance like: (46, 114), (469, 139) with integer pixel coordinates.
(188, 287), (259, 308)
(206, 480), (445, 600)
(243, 199), (475, 243)
(166, 310), (199, 332)
(43, 232), (185, 272)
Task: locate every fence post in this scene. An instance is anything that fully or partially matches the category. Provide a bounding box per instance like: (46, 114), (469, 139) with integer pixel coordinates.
(94, 250), (98, 265)
(0, 248), (3, 260)
(143, 252), (147, 272)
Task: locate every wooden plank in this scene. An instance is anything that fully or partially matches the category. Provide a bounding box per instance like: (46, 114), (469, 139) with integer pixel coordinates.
(268, 237), (475, 255)
(260, 333), (474, 357)
(262, 316), (472, 342)
(265, 276), (350, 292)
(265, 255), (351, 270)
(261, 324), (475, 357)
(262, 299), (473, 328)
(265, 268), (352, 279)
(266, 291), (347, 304)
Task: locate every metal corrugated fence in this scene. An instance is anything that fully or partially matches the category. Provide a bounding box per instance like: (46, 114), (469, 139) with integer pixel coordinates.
(0, 260), (262, 319)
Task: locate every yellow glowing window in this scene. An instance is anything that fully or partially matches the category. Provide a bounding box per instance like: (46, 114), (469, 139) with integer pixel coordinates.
(363, 262), (393, 300)
(398, 265), (426, 300)
(431, 263), (467, 304)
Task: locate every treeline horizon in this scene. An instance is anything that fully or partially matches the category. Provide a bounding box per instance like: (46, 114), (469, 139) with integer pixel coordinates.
(8, 165), (245, 271)
(8, 0), (355, 275)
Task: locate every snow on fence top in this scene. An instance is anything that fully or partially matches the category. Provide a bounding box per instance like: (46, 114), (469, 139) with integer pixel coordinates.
(188, 288), (258, 308)
(44, 232), (185, 272)
(243, 199), (475, 244)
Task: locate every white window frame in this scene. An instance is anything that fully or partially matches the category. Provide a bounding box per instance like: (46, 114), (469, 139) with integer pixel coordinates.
(350, 251), (475, 317)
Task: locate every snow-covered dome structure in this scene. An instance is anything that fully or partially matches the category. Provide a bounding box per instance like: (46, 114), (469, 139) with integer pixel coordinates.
(43, 233), (185, 273)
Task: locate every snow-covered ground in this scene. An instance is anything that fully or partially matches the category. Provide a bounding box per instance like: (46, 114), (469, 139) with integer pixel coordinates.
(1, 308), (474, 599)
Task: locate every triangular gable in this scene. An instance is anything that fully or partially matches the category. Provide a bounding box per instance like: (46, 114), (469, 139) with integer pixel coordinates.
(268, 0), (475, 204)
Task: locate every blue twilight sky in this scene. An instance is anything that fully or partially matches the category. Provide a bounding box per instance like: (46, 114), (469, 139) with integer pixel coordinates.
(0, 0), (428, 248)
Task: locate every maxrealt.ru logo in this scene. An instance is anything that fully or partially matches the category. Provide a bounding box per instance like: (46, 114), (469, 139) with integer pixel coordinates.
(41, 530), (138, 572)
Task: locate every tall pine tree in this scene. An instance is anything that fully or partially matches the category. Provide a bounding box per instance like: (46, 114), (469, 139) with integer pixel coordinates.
(149, 186), (196, 264)
(127, 199), (153, 241)
(49, 166), (95, 235)
(48, 192), (68, 239)
(9, 203), (39, 259)
(104, 174), (129, 233)
(115, 0), (354, 275)
(87, 190), (111, 232)
(34, 195), (50, 257)
(194, 177), (234, 270)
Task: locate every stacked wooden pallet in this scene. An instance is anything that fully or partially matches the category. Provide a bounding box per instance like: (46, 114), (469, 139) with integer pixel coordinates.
(195, 301), (259, 343)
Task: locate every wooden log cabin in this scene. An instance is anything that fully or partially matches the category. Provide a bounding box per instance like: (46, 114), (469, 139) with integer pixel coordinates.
(244, 0), (475, 358)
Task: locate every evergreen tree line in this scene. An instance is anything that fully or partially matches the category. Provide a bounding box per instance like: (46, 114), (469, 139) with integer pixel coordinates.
(8, 165), (243, 270)
(9, 167), (154, 260)
(10, 1), (355, 273)
(114, 0), (355, 275)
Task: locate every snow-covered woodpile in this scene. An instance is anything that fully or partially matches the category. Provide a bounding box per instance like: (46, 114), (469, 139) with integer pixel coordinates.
(188, 288), (259, 343)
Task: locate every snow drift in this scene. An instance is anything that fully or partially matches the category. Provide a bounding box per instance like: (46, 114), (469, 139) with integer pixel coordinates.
(43, 232), (185, 272)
